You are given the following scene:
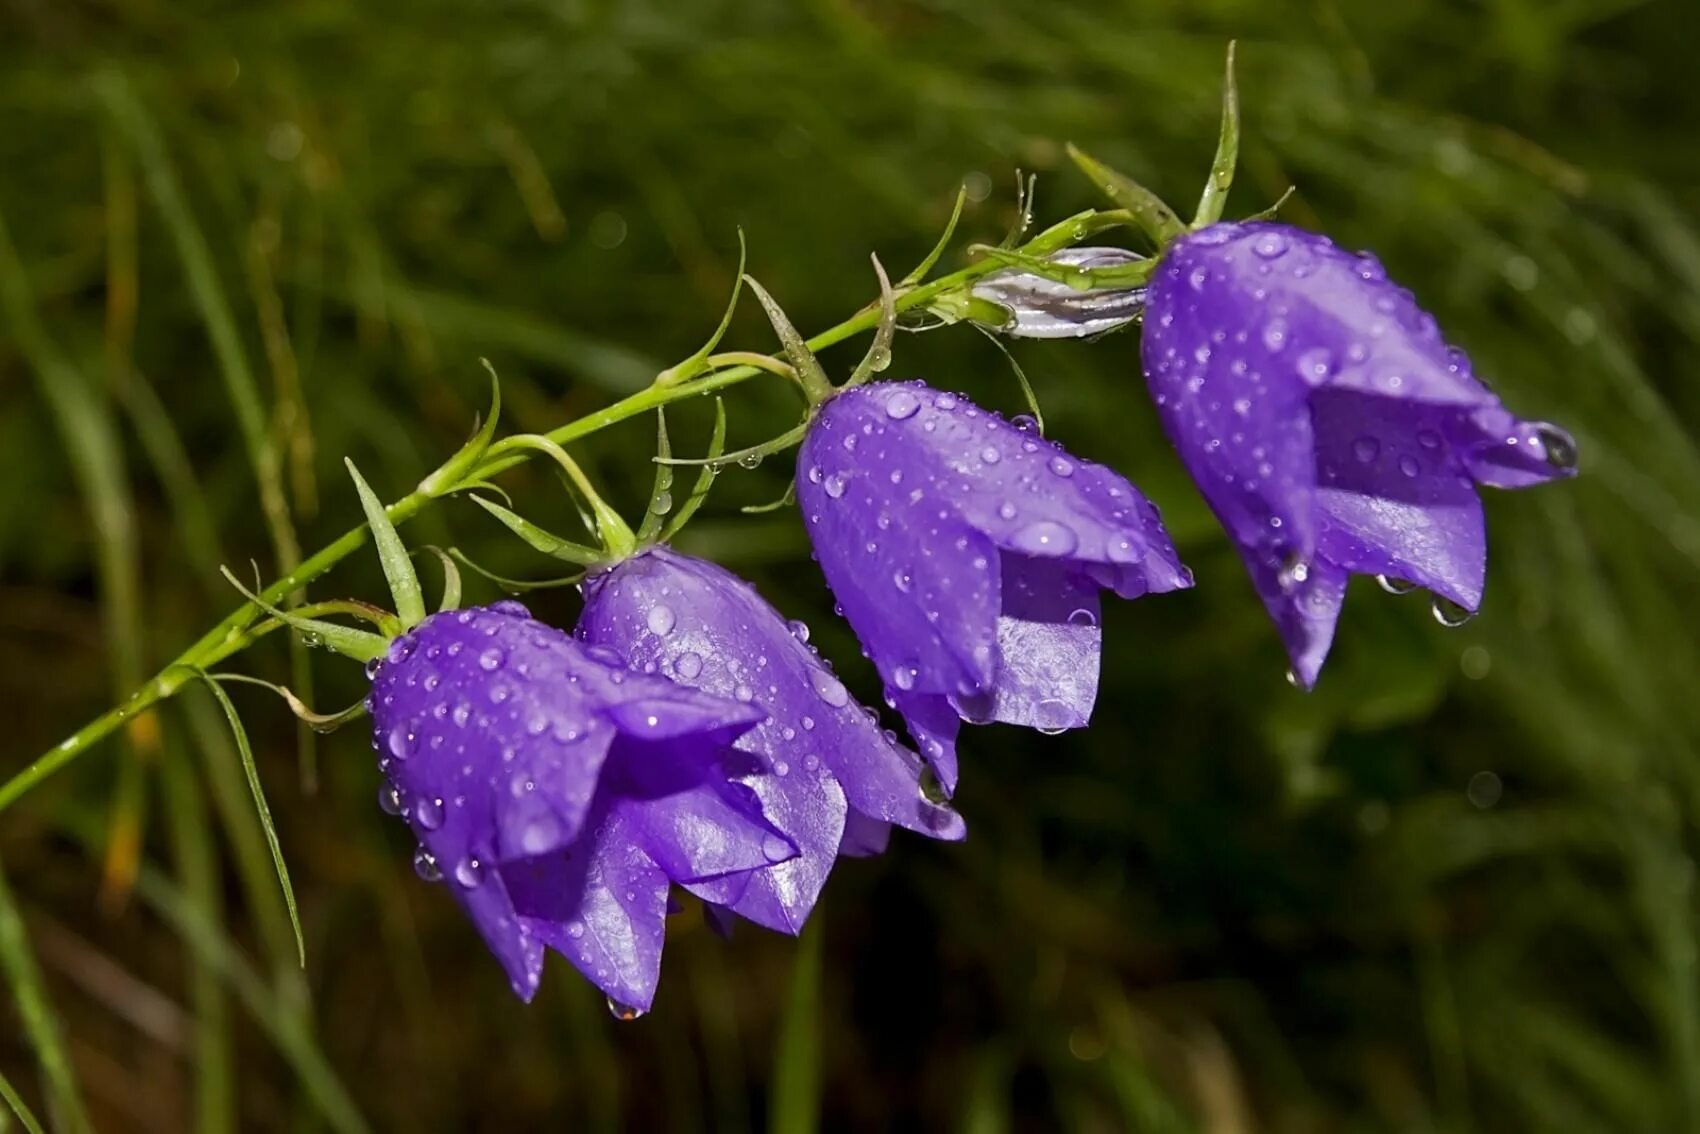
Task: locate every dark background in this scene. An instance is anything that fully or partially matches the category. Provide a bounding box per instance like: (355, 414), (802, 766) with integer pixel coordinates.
(3, 1), (1698, 1131)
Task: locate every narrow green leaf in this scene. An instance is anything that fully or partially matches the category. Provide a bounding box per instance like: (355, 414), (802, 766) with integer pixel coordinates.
(448, 549), (585, 592)
(0, 857), (93, 1134)
(217, 568), (388, 662)
(211, 673), (369, 734)
(997, 171), (1037, 250)
(661, 398), (728, 542)
(471, 495), (605, 564)
(1193, 41), (1240, 229)
(498, 434), (636, 558)
(418, 361), (503, 497)
(191, 671), (306, 968)
(742, 481), (797, 515)
(744, 276), (835, 404)
(412, 546), (463, 613)
(636, 409), (676, 543)
(972, 325), (1045, 435)
(657, 231), (747, 386)
(846, 254), (897, 388)
(769, 918), (824, 1134)
(345, 459), (426, 628)
(0, 1071), (47, 1134)
(1066, 144), (1185, 248)
(899, 186), (967, 287)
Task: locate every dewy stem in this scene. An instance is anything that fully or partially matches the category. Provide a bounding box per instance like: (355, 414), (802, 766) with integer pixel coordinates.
(6, 204), (1132, 811)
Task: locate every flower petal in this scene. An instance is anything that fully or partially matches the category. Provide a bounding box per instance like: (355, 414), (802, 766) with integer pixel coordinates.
(503, 804), (671, 1012)
(986, 555), (1102, 732)
(1249, 553), (1349, 689)
(1312, 388), (1486, 608)
(621, 781), (795, 884)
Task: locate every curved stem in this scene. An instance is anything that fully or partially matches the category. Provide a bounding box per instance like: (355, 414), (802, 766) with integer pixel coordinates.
(6, 205), (1131, 811)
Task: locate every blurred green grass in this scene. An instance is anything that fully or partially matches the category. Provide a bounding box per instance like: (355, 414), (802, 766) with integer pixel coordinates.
(3, 0), (1698, 1130)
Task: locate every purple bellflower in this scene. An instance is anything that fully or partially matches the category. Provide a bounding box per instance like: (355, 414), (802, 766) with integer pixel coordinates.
(577, 546), (965, 935)
(368, 601), (793, 1013)
(1141, 221), (1578, 686)
(794, 380), (1191, 796)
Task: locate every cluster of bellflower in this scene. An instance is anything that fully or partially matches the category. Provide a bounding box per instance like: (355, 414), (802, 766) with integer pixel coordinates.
(327, 55), (1575, 1016)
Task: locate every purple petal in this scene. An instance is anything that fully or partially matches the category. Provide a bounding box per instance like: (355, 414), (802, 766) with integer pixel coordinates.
(889, 690), (961, 795)
(504, 805), (670, 1013)
(578, 547), (964, 934)
(1251, 556), (1349, 690)
(985, 556), (1101, 732)
(839, 811), (893, 858)
(621, 782), (795, 884)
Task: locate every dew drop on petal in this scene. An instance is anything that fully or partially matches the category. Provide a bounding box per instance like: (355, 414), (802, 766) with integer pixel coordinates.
(1432, 597), (1476, 627)
(998, 501), (1018, 521)
(1048, 456), (1074, 478)
(412, 847), (441, 882)
(1352, 437), (1380, 464)
(1398, 455), (1421, 478)
(1535, 423), (1579, 470)
(378, 783), (404, 816)
(980, 445), (1001, 465)
(1377, 575), (1418, 595)
(1262, 318), (1289, 351)
(566, 920), (586, 939)
(885, 390), (921, 419)
(1011, 414), (1039, 434)
(415, 796), (445, 830)
(1034, 699), (1072, 735)
(646, 604), (677, 637)
(1011, 520), (1078, 557)
(1067, 608), (1096, 627)
(607, 997), (645, 1021)
(892, 568), (913, 593)
(762, 834), (791, 862)
(521, 814), (560, 854)
(893, 664), (918, 691)
(675, 652), (703, 680)
(787, 619), (811, 644)
(823, 474), (847, 499)
(454, 857), (486, 889)
(810, 670), (850, 708)
(1252, 230), (1289, 259)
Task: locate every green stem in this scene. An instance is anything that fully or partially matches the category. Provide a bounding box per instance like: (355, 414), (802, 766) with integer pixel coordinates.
(5, 205), (1129, 812)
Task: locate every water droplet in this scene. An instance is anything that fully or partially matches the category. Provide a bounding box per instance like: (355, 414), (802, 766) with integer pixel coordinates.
(885, 390), (920, 419)
(823, 474), (847, 499)
(1535, 424), (1578, 471)
(1352, 437), (1380, 464)
(787, 619), (811, 644)
(1296, 347), (1333, 382)
(736, 452), (763, 470)
(646, 605), (677, 636)
(477, 647), (504, 672)
(566, 920), (586, 939)
(762, 834), (791, 862)
(1432, 597), (1476, 627)
(1066, 608), (1096, 627)
(892, 568), (912, 593)
(1284, 669), (1301, 688)
(651, 489), (673, 515)
(980, 445), (1001, 465)
(364, 657), (382, 679)
(1012, 520), (1078, 557)
(1252, 231), (1289, 259)
(386, 726), (414, 760)
(893, 664), (918, 691)
(521, 814), (560, 854)
(998, 501), (1017, 521)
(1262, 318), (1289, 351)
(1034, 699), (1072, 735)
(810, 670), (850, 708)
(675, 652), (703, 680)
(378, 783), (404, 816)
(1048, 456), (1074, 478)
(1011, 414), (1040, 434)
(1376, 575), (1418, 595)
(415, 796), (445, 830)
(935, 392), (959, 410)
(607, 997), (645, 1021)
(734, 684), (754, 702)
(801, 715), (816, 731)
(454, 857), (486, 889)
(1398, 455), (1421, 478)
(412, 847), (441, 882)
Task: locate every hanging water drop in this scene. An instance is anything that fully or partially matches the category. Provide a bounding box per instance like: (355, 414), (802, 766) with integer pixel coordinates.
(412, 847), (441, 882)
(1431, 597), (1476, 627)
(607, 997), (645, 1021)
(1376, 575), (1418, 595)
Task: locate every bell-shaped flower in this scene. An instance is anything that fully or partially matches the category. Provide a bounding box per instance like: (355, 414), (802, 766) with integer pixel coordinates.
(794, 380), (1190, 796)
(576, 547), (965, 934)
(1140, 221), (1578, 686)
(368, 601), (788, 1014)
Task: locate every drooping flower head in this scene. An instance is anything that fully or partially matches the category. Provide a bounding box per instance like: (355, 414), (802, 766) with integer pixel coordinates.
(794, 380), (1191, 796)
(1140, 220), (1577, 685)
(576, 546), (965, 934)
(368, 601), (791, 1012)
